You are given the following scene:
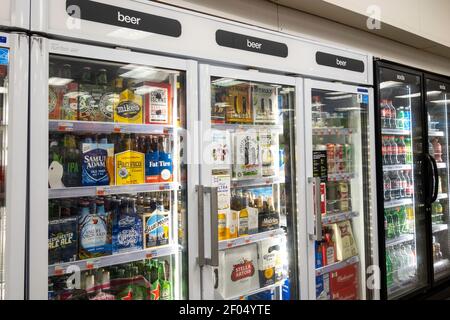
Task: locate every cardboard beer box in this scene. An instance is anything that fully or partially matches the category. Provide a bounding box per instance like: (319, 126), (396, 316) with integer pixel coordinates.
(112, 210), (143, 254)
(143, 207), (170, 249)
(212, 171), (231, 241)
(316, 273), (330, 300)
(210, 130), (231, 168)
(259, 129), (279, 177)
(140, 82), (172, 125)
(144, 137), (173, 183)
(218, 243), (260, 299)
(225, 83), (252, 124)
(331, 221), (358, 261)
(81, 142), (115, 187)
(330, 263), (359, 300)
(114, 88), (143, 124)
(48, 217), (78, 265)
(252, 84), (278, 124)
(232, 131), (260, 180)
(257, 238), (282, 287)
(48, 85), (63, 120)
(115, 148), (145, 186)
(211, 84), (228, 124)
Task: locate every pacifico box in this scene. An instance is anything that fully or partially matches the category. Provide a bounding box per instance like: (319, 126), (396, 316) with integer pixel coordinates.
(139, 82), (172, 125)
(225, 83), (252, 124)
(115, 150), (145, 186)
(252, 84), (278, 124)
(218, 243), (260, 299)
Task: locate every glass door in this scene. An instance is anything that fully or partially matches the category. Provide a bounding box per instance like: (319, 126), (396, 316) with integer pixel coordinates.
(305, 80), (375, 300)
(377, 65), (428, 299)
(29, 39), (195, 300)
(199, 65), (301, 300)
(426, 77), (450, 282)
(0, 45), (7, 299)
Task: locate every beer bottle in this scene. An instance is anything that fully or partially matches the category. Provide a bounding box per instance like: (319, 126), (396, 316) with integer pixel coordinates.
(62, 134), (81, 187)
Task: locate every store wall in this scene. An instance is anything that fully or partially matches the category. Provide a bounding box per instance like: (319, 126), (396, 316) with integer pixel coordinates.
(157, 0), (450, 77)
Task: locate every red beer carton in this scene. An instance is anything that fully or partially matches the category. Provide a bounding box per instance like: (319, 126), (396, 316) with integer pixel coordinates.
(140, 82), (172, 125)
(329, 263), (359, 300)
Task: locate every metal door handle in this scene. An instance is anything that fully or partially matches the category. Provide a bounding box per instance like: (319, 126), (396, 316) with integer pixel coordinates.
(309, 177), (323, 241)
(196, 185), (219, 267)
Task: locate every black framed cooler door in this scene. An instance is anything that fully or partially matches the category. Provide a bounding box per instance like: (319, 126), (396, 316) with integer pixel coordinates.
(425, 76), (450, 283)
(376, 63), (429, 299)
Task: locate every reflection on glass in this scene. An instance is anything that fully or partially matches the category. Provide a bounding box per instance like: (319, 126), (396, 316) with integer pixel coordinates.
(210, 77), (297, 300)
(47, 55), (187, 300)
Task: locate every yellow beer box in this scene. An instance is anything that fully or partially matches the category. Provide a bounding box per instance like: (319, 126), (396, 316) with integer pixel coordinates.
(114, 88), (143, 124)
(225, 83), (252, 124)
(115, 150), (145, 186)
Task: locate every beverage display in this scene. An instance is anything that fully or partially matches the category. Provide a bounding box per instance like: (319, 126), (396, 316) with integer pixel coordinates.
(46, 55), (187, 300)
(426, 78), (450, 281)
(376, 65), (430, 299)
(210, 76), (296, 300)
(310, 87), (371, 301)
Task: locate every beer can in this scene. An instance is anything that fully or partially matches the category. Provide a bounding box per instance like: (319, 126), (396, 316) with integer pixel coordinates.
(320, 182), (327, 215)
(335, 144), (343, 161)
(337, 161), (346, 174)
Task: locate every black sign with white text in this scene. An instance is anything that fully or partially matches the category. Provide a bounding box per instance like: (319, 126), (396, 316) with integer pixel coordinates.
(66, 0), (182, 37)
(316, 51), (365, 73)
(215, 30), (288, 58)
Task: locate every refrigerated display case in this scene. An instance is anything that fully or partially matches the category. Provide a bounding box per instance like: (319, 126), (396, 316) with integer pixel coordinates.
(29, 38), (198, 300)
(425, 75), (450, 283)
(0, 32), (29, 300)
(0, 0), (29, 30)
(375, 61), (434, 299)
(304, 80), (375, 300)
(198, 65), (302, 300)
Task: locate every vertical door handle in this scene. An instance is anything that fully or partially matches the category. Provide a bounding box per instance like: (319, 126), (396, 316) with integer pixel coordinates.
(429, 155), (439, 203)
(309, 177), (323, 241)
(205, 187), (219, 267)
(196, 186), (219, 267)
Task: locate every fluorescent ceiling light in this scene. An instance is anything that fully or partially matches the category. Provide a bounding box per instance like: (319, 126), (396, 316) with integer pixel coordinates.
(431, 100), (450, 104)
(119, 64), (178, 81)
(395, 93), (421, 98)
(212, 78), (245, 87)
(325, 91), (347, 96)
(0, 87), (7, 94)
(427, 91), (442, 96)
(380, 81), (403, 89)
(325, 94), (353, 100)
(336, 107), (363, 111)
(49, 77), (73, 86)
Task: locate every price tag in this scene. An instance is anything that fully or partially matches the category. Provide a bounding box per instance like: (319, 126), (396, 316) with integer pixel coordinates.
(58, 122), (74, 132)
(96, 186), (112, 196)
(54, 266), (65, 276)
(227, 241), (235, 248)
(86, 260), (99, 270)
(245, 238), (251, 244)
(113, 125), (122, 133)
(146, 250), (158, 259)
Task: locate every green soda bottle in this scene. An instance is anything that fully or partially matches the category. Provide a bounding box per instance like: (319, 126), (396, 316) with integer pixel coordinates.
(159, 261), (172, 300)
(386, 249), (394, 287)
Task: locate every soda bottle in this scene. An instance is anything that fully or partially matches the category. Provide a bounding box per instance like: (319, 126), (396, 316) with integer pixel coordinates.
(390, 136), (399, 165)
(397, 107), (405, 129)
(404, 106), (411, 130)
(392, 208), (401, 237)
(405, 170), (413, 198)
(386, 249), (394, 287)
(386, 209), (395, 239)
(391, 247), (401, 285)
(399, 171), (407, 198)
(398, 206), (407, 234)
(385, 136), (392, 165)
(381, 99), (390, 129)
(432, 138), (443, 162)
(404, 137), (412, 164)
(397, 137), (406, 164)
(388, 100), (397, 129)
(405, 244), (416, 277)
(383, 172), (391, 201)
(392, 172), (402, 200)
